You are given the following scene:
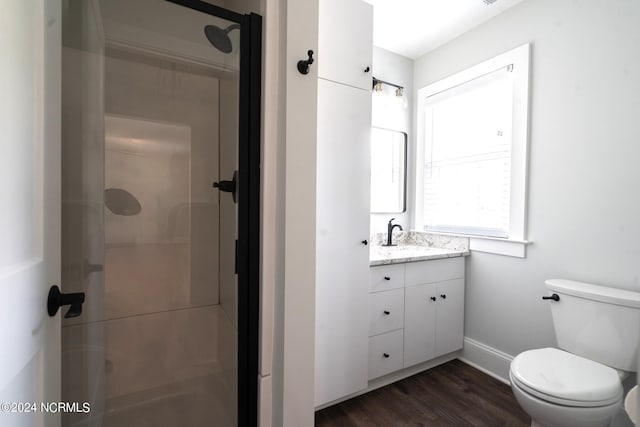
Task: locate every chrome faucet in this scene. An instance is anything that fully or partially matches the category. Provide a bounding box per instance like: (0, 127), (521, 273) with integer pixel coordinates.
(384, 218), (403, 246)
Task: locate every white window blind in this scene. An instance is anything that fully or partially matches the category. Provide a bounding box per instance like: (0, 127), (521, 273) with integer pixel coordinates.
(423, 66), (514, 237)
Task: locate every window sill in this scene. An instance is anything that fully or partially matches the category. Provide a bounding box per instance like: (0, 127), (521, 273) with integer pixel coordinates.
(469, 235), (530, 258)
(418, 230), (530, 258)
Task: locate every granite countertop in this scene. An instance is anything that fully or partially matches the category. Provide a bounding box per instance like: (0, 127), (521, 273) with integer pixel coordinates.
(370, 245), (469, 266)
(369, 231), (470, 266)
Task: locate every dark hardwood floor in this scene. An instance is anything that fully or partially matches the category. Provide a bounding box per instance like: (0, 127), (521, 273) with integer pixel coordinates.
(315, 359), (530, 427)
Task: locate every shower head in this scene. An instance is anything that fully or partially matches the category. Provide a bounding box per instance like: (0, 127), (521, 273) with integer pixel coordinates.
(204, 23), (240, 54)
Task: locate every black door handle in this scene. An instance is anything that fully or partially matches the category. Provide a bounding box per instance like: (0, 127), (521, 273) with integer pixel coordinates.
(47, 285), (85, 318)
(213, 170), (237, 204)
(542, 293), (560, 302)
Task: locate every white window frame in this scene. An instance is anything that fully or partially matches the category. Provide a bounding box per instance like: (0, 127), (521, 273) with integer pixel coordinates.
(415, 43), (531, 257)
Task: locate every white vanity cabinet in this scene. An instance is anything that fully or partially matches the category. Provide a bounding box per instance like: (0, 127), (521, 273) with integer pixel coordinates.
(318, 0), (373, 91)
(314, 0), (374, 408)
(368, 258), (465, 380)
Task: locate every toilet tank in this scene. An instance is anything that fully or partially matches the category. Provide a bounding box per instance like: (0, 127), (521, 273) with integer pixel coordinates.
(545, 279), (640, 372)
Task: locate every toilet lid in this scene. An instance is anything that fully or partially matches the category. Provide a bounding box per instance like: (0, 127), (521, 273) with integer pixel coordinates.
(510, 348), (623, 407)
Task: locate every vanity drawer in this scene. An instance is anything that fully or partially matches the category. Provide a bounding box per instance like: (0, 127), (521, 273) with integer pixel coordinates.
(368, 329), (403, 380)
(405, 257), (464, 287)
(370, 264), (405, 293)
(369, 288), (404, 336)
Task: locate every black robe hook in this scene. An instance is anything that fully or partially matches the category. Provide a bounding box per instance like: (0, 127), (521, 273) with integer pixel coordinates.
(297, 50), (314, 75)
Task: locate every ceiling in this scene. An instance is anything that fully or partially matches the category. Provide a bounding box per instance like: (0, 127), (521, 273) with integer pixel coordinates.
(362, 0), (526, 59)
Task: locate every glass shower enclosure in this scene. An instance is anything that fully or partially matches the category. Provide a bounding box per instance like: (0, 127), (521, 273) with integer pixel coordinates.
(60, 1), (260, 425)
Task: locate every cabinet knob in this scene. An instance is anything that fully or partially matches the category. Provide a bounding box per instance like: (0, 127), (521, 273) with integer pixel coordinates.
(430, 297), (436, 302)
(383, 353), (390, 358)
(383, 310), (390, 315)
(361, 239), (368, 246)
(440, 294), (447, 299)
(384, 276), (391, 281)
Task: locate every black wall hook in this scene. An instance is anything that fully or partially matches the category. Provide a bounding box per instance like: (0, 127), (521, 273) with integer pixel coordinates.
(297, 50), (314, 75)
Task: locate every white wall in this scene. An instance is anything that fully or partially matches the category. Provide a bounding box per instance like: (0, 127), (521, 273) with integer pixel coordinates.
(413, 0), (640, 361)
(263, 0), (318, 425)
(370, 47), (414, 235)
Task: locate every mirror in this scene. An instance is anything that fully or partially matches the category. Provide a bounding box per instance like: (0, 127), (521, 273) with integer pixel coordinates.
(370, 127), (407, 213)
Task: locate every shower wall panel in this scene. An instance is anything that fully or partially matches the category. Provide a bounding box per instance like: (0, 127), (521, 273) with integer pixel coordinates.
(104, 49), (221, 317)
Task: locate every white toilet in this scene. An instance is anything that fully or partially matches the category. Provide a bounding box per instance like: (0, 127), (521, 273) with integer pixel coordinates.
(510, 279), (640, 427)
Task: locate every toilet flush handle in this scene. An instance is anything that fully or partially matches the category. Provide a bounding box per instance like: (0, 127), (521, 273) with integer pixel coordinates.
(542, 293), (560, 302)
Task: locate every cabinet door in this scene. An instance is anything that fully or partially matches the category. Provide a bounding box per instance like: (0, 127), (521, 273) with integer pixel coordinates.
(315, 79), (372, 406)
(318, 0), (373, 91)
(403, 283), (437, 367)
(435, 279), (465, 357)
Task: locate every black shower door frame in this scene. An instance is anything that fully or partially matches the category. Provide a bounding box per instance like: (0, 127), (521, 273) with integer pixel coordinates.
(167, 1), (261, 425)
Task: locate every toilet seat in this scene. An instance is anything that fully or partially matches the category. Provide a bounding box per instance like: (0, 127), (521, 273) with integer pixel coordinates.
(510, 348), (623, 408)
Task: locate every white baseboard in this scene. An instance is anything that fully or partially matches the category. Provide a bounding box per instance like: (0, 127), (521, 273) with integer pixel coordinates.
(259, 374), (272, 427)
(458, 337), (514, 385)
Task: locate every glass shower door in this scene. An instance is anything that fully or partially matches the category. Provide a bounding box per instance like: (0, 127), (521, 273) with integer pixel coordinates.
(60, 1), (251, 425)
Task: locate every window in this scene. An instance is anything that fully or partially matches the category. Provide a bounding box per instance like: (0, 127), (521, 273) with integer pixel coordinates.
(416, 44), (530, 256)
